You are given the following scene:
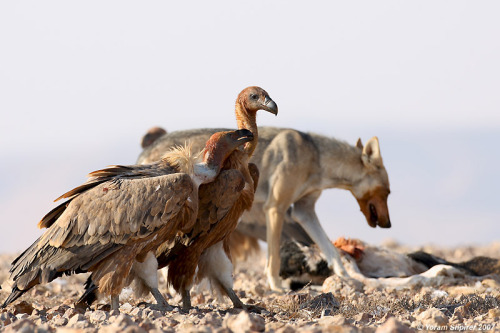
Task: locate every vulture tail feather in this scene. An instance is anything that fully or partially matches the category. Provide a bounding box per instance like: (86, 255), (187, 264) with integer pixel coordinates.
(76, 276), (98, 308)
(1, 284), (26, 308)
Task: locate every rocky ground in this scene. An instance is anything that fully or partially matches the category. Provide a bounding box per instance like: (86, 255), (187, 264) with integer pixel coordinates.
(1, 241), (499, 332)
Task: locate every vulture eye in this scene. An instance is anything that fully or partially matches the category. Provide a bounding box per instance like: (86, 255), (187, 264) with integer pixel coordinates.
(250, 94), (259, 100)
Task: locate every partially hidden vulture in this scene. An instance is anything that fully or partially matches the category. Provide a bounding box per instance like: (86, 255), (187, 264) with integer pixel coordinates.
(80, 86), (278, 310)
(152, 86), (278, 310)
(1, 129), (254, 311)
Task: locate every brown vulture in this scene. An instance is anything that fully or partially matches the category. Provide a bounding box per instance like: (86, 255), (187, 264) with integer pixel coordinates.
(1, 129), (254, 311)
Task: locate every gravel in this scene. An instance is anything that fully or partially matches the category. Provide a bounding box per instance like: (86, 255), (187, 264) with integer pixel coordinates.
(1, 242), (499, 332)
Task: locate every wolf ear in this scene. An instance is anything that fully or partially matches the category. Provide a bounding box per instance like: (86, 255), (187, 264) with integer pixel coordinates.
(356, 138), (363, 150)
(361, 136), (383, 168)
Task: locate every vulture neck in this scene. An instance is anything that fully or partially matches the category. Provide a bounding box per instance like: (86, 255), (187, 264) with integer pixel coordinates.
(235, 102), (258, 157)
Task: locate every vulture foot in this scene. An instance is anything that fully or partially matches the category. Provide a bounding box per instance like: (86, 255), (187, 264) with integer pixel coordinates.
(242, 304), (266, 314)
(138, 288), (173, 312)
(138, 302), (173, 312)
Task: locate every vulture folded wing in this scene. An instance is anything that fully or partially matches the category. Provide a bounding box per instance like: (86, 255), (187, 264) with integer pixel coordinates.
(191, 169), (245, 237)
(39, 163), (175, 229)
(156, 169), (245, 269)
(9, 173), (194, 294)
(41, 172), (194, 248)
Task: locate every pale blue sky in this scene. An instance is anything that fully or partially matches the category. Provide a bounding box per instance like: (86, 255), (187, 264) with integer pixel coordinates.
(1, 1), (499, 253)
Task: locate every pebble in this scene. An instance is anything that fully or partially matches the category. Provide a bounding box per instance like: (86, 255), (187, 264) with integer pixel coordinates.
(224, 311), (265, 333)
(319, 314), (347, 326)
(16, 313), (29, 320)
(63, 307), (78, 319)
(11, 301), (35, 315)
(0, 246), (499, 332)
(130, 307), (143, 318)
(147, 309), (163, 319)
(416, 307), (449, 326)
(51, 315), (68, 326)
(2, 318), (37, 333)
(0, 312), (14, 326)
(121, 302), (134, 312)
(488, 308), (500, 320)
(376, 317), (412, 333)
(110, 313), (134, 327)
(89, 309), (108, 323)
(354, 312), (373, 323)
(275, 325), (296, 333)
(139, 318), (156, 331)
(67, 313), (87, 329)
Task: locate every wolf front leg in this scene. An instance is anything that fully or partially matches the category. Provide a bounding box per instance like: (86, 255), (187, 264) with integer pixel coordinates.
(291, 191), (349, 277)
(265, 205), (287, 292)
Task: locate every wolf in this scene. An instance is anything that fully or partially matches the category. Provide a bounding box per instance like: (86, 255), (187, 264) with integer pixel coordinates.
(138, 126), (391, 291)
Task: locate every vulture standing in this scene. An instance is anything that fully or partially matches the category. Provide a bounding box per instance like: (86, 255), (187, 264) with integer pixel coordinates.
(153, 86), (278, 310)
(1, 129), (254, 311)
(79, 86), (278, 310)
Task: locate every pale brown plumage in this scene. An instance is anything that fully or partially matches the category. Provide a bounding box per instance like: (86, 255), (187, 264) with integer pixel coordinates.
(2, 129), (254, 310)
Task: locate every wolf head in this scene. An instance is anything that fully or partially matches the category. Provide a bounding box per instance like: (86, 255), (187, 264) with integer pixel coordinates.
(351, 137), (391, 229)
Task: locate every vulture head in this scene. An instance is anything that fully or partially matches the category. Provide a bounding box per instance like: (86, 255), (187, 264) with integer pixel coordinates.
(237, 86), (278, 116)
(200, 129), (254, 180)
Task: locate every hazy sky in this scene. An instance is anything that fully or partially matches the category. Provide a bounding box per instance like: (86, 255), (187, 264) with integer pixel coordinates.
(1, 1), (499, 253)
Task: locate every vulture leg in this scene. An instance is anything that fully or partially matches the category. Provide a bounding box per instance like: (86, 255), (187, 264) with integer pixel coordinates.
(181, 288), (191, 311)
(199, 242), (263, 312)
(134, 252), (172, 311)
(150, 288), (170, 309)
(111, 295), (120, 311)
(214, 278), (263, 313)
(216, 280), (244, 308)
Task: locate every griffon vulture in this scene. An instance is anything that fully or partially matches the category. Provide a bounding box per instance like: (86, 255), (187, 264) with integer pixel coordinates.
(154, 86), (277, 310)
(1, 129), (254, 311)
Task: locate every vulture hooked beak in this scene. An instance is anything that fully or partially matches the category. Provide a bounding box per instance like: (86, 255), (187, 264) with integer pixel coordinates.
(263, 96), (278, 115)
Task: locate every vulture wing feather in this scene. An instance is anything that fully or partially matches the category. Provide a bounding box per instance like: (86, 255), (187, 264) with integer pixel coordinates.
(7, 172), (193, 304)
(156, 169), (245, 269)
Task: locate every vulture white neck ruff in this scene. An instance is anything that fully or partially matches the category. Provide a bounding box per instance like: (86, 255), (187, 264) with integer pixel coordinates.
(193, 162), (218, 187)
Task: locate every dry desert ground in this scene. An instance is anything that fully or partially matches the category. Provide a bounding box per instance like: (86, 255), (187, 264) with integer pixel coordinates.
(1, 240), (499, 333)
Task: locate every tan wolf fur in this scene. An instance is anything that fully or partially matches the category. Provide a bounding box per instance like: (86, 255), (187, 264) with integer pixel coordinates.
(138, 127), (391, 291)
